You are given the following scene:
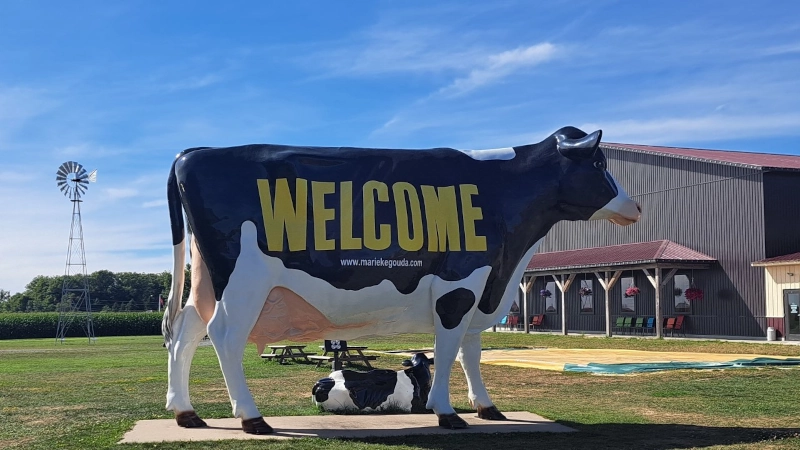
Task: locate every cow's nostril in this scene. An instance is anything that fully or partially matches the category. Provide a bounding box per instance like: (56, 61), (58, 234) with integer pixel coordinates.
(636, 203), (642, 213)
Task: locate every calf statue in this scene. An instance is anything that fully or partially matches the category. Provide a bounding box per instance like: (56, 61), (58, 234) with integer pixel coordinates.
(313, 353), (434, 414)
(162, 126), (641, 434)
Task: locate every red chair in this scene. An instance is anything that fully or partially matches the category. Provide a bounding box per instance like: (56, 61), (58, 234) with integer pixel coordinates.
(665, 317), (676, 335)
(508, 314), (520, 330)
(671, 315), (686, 337)
(530, 314), (545, 331)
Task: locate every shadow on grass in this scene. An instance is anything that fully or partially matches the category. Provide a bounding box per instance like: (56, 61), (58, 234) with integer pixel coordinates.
(348, 422), (800, 449)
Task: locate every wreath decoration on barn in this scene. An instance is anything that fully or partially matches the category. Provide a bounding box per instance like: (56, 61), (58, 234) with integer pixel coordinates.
(624, 286), (640, 298)
(685, 287), (704, 301)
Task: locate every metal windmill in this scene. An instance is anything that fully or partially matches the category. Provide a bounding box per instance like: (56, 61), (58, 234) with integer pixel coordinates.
(55, 161), (97, 342)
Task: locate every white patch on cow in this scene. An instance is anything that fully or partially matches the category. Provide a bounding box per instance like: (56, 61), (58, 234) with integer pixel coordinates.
(589, 175), (640, 223)
(240, 222), (493, 336)
(456, 147), (516, 161)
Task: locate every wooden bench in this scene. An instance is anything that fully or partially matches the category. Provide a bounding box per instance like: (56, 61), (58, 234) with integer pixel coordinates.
(315, 341), (380, 369)
(260, 345), (315, 364)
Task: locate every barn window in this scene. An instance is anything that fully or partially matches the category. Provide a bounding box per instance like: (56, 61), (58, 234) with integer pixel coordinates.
(580, 278), (594, 314)
(621, 276), (635, 314)
(673, 274), (691, 313)
(544, 281), (558, 314)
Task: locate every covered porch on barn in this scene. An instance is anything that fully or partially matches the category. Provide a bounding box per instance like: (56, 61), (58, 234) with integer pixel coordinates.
(510, 240), (716, 338)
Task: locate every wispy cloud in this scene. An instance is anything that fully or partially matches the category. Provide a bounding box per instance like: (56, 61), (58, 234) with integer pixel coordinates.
(142, 199), (166, 208)
(104, 188), (139, 200)
(302, 27), (486, 77)
(438, 43), (557, 97)
(591, 112), (800, 146)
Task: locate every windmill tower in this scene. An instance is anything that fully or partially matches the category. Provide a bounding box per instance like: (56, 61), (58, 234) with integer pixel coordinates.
(55, 161), (97, 342)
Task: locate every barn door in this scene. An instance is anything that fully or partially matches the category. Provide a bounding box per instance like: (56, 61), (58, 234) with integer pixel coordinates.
(785, 290), (800, 340)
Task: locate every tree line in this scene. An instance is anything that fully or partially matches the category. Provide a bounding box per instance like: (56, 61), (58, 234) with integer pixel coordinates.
(0, 266), (191, 313)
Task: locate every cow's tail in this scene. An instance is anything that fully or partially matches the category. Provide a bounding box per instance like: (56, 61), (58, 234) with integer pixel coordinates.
(162, 156), (186, 349)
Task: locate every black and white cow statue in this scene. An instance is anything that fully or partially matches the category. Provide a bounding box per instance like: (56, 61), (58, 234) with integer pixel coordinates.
(162, 126), (640, 434)
(312, 353), (434, 414)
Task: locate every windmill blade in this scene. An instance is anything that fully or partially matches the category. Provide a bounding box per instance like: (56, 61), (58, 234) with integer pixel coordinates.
(65, 161), (77, 174)
(57, 163), (71, 179)
(76, 166), (87, 179)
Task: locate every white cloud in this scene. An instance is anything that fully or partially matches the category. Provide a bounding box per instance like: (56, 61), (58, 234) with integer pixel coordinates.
(594, 113), (800, 146)
(142, 199), (167, 208)
(438, 43), (557, 97)
(103, 188), (139, 200)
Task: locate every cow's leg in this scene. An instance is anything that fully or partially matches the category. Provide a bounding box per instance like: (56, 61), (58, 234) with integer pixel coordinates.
(427, 287), (485, 429)
(165, 299), (208, 428)
(205, 221), (274, 434)
(207, 295), (274, 434)
(458, 331), (506, 420)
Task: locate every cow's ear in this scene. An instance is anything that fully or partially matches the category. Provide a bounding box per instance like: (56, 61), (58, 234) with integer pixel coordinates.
(402, 359), (413, 367)
(556, 130), (602, 161)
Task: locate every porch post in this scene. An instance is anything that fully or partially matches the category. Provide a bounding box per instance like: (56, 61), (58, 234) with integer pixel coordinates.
(604, 271), (612, 337)
(655, 268), (663, 338)
(553, 274), (576, 336)
(595, 270), (621, 338)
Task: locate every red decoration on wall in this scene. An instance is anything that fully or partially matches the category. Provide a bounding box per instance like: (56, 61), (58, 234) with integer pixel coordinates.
(685, 288), (704, 301)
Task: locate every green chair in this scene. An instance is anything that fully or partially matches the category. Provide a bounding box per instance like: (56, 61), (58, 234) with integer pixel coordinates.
(633, 317), (645, 335)
(621, 317), (633, 334)
(613, 317), (625, 333)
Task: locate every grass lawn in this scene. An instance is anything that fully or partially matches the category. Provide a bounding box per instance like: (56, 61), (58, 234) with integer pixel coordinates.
(1, 333), (800, 449)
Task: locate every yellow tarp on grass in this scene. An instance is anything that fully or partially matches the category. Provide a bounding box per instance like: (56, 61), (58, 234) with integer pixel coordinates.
(480, 348), (800, 373)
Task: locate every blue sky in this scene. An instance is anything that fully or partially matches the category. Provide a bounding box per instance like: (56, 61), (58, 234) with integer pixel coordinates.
(2, 1), (799, 294)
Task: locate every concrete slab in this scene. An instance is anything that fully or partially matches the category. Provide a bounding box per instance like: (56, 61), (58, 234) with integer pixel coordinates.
(120, 411), (574, 443)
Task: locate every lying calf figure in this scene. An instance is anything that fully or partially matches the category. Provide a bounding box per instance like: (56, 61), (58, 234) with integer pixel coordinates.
(312, 353), (433, 413)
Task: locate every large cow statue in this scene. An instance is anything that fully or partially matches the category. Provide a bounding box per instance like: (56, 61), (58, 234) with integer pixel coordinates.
(162, 126), (640, 434)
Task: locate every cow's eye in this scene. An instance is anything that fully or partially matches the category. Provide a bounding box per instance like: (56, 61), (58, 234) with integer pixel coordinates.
(593, 160), (606, 170)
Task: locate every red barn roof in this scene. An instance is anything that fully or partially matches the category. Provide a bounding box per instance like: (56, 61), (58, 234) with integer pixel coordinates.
(752, 252), (800, 266)
(527, 240), (716, 272)
(603, 143), (800, 171)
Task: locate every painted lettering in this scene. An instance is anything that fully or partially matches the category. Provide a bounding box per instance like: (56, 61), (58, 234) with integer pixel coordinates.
(257, 178), (486, 253)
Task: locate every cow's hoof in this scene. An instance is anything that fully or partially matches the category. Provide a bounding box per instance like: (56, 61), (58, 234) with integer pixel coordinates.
(242, 417), (274, 434)
(437, 413), (468, 429)
(175, 411), (207, 428)
(477, 405), (507, 421)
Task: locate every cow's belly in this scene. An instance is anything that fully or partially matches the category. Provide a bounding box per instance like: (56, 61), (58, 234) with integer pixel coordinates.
(226, 221), (491, 347)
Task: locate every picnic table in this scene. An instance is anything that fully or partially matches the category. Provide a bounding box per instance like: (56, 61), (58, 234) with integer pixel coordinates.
(260, 345), (315, 364)
(308, 344), (379, 369)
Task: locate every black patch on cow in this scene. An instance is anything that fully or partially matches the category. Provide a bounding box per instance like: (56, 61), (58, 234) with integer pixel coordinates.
(435, 288), (476, 330)
(312, 377), (335, 403)
(170, 126), (619, 308)
(341, 369), (398, 410)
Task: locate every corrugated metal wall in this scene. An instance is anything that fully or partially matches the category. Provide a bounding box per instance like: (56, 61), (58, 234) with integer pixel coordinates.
(763, 172), (800, 258)
(531, 147), (769, 337)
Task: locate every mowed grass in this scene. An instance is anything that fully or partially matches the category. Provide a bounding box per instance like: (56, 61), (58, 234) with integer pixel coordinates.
(1, 334), (800, 449)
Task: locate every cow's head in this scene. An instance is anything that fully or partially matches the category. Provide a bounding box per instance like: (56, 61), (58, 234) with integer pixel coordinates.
(553, 127), (640, 226)
(402, 353), (433, 407)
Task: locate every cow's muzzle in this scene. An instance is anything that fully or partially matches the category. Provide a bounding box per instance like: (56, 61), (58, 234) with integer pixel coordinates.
(608, 202), (641, 226)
